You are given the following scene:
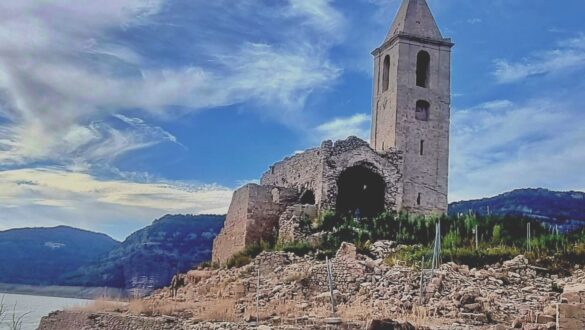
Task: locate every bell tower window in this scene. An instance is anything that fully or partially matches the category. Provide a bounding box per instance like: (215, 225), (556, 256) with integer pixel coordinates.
(416, 51), (430, 88)
(382, 55), (390, 92)
(415, 100), (430, 121)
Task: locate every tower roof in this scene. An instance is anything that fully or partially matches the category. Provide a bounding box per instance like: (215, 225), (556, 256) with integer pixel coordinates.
(386, 0), (444, 41)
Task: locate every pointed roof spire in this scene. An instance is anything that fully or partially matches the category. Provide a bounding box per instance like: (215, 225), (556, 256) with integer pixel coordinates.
(386, 0), (444, 41)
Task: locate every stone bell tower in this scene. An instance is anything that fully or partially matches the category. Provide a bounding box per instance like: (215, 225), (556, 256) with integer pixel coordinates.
(370, 0), (454, 214)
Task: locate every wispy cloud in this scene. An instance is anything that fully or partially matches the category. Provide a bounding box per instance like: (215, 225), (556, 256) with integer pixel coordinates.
(314, 113), (371, 142)
(493, 34), (585, 83)
(0, 167), (233, 239)
(450, 97), (585, 201)
(0, 0), (345, 167)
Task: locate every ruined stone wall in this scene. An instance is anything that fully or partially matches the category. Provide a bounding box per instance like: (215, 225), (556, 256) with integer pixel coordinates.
(212, 184), (298, 264)
(277, 204), (318, 245)
(559, 283), (585, 329)
(320, 137), (404, 212)
(212, 185), (251, 264)
(243, 186), (298, 246)
(260, 147), (324, 204)
(261, 137), (404, 214)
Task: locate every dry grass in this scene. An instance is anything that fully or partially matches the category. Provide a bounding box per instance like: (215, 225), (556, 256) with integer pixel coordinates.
(128, 299), (203, 317)
(72, 299), (128, 313)
(196, 299), (238, 322)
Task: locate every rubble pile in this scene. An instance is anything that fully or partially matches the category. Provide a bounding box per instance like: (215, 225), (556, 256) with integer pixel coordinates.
(145, 245), (584, 329)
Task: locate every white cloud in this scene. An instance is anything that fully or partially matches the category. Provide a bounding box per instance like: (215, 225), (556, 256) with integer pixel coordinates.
(0, 167), (233, 239)
(493, 34), (585, 83)
(314, 113), (371, 142)
(0, 0), (344, 166)
(450, 97), (585, 201)
(286, 0), (345, 38)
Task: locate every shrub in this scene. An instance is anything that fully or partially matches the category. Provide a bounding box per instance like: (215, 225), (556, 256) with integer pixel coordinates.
(277, 241), (313, 256)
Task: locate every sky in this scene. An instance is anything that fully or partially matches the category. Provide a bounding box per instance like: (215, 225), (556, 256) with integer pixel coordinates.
(1, 0), (585, 240)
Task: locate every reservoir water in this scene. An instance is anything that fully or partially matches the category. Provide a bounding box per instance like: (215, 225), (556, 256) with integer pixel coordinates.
(0, 293), (91, 330)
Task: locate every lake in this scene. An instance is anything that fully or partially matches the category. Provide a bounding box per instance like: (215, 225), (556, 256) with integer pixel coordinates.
(0, 293), (91, 330)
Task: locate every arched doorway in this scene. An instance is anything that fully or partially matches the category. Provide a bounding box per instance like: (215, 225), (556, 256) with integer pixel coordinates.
(336, 166), (386, 218)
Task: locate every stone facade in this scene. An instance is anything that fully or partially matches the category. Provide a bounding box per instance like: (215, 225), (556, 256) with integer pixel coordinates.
(261, 137), (404, 212)
(212, 184), (298, 264)
(371, 0), (453, 215)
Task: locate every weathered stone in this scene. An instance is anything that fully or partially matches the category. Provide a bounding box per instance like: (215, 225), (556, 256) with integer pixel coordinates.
(212, 184), (298, 264)
(336, 242), (357, 260)
(277, 204), (318, 245)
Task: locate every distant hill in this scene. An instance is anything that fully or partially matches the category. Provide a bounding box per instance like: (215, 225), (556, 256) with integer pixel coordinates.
(0, 226), (119, 285)
(62, 214), (224, 295)
(449, 188), (585, 231)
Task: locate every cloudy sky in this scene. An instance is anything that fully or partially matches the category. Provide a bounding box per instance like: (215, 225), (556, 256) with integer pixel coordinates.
(1, 0), (584, 240)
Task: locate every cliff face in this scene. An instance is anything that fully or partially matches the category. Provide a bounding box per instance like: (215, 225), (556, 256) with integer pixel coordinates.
(62, 214), (224, 295)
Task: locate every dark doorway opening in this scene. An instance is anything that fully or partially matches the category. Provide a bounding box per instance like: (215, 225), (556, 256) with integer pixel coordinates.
(336, 166), (386, 218)
(300, 190), (316, 205)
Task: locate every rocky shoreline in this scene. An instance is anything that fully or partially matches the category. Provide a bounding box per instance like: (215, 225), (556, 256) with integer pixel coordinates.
(38, 242), (585, 329)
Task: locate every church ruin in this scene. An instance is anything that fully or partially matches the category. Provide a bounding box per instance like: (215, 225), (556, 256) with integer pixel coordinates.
(213, 0), (453, 264)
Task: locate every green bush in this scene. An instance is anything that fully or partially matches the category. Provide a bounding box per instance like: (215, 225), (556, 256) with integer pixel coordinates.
(276, 241), (313, 256)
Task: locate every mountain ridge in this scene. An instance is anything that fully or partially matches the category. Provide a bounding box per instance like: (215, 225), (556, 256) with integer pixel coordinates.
(449, 188), (585, 231)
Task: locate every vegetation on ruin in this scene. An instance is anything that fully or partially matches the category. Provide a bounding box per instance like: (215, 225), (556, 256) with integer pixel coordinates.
(222, 210), (585, 271)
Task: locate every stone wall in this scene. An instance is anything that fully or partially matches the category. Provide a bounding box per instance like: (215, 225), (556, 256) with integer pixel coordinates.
(212, 184), (298, 264)
(277, 204), (318, 245)
(559, 283), (585, 329)
(261, 137), (404, 213)
(320, 137), (403, 212)
(260, 147), (323, 204)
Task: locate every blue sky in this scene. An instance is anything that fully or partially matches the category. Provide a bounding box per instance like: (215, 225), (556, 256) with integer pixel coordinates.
(1, 0), (585, 240)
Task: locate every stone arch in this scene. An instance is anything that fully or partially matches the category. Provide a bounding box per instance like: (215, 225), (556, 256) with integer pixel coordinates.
(416, 50), (430, 88)
(336, 165), (386, 218)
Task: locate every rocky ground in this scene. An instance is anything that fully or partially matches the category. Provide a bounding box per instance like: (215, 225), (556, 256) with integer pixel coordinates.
(39, 242), (585, 329)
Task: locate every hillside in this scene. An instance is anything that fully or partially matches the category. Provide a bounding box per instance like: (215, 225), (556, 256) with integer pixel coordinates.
(0, 226), (119, 285)
(62, 214), (224, 295)
(449, 188), (585, 231)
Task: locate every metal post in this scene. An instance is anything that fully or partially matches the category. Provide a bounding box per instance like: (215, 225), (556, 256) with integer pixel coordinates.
(419, 256), (425, 304)
(431, 220), (441, 271)
(527, 222), (531, 253)
(256, 268), (260, 324)
(556, 303), (559, 330)
(475, 225), (479, 250)
(325, 257), (336, 316)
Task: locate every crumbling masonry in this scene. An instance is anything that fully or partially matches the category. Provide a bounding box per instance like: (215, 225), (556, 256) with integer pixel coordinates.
(213, 0), (453, 264)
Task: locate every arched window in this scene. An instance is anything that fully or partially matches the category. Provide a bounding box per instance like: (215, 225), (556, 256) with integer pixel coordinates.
(299, 190), (315, 205)
(416, 51), (430, 88)
(382, 55), (390, 92)
(415, 100), (430, 121)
